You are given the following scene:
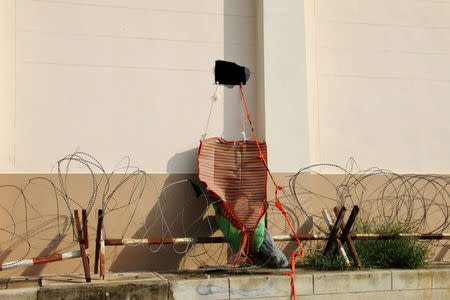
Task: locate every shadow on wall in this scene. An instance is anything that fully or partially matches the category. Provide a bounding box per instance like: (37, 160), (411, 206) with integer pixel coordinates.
(166, 148), (199, 174)
(0, 213), (72, 276)
(280, 210), (314, 257)
(108, 149), (218, 272)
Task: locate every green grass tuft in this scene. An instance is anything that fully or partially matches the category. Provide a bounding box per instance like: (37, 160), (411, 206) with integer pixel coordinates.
(303, 222), (430, 271)
(353, 222), (429, 269)
(304, 252), (349, 271)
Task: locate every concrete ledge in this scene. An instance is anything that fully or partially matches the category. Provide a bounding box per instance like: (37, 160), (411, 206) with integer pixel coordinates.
(392, 269), (433, 290)
(313, 270), (391, 294)
(433, 269), (450, 289)
(170, 278), (229, 300)
(392, 269), (450, 290)
(0, 287), (37, 300)
(228, 274), (313, 299)
(38, 280), (169, 300)
(0, 268), (448, 299)
(300, 289), (450, 300)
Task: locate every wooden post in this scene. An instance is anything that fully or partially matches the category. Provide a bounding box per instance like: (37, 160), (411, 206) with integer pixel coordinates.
(74, 210), (91, 282)
(100, 225), (105, 279)
(323, 207), (350, 266)
(94, 209), (103, 274)
(82, 209), (89, 250)
(0, 250), (83, 271)
(323, 207), (346, 255)
(334, 206), (362, 269)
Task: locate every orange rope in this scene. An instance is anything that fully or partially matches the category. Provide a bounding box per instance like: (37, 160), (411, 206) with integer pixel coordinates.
(239, 85), (304, 299)
(285, 252), (300, 299)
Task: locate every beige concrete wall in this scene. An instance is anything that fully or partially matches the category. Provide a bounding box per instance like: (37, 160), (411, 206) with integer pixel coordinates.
(262, 0), (310, 172)
(8, 0), (450, 174)
(3, 1), (450, 174)
(0, 1), (15, 170)
(0, 0), (259, 174)
(0, 0), (448, 276)
(0, 173), (225, 276)
(0, 171), (313, 275)
(305, 0), (450, 173)
(0, 171), (445, 276)
(0, 0), (299, 276)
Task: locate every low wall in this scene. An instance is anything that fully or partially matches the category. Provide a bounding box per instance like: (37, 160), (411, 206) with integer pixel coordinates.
(169, 268), (450, 300)
(0, 268), (448, 300)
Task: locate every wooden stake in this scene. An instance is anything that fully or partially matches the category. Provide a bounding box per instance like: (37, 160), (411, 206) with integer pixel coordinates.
(323, 207), (350, 266)
(74, 209), (91, 282)
(82, 209), (89, 250)
(94, 209), (103, 274)
(100, 226), (105, 279)
(334, 206), (362, 269)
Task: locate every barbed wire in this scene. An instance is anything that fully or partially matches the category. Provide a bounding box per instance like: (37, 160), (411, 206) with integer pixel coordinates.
(0, 153), (447, 272)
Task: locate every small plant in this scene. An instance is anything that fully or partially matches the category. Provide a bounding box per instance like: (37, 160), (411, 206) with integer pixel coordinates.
(304, 252), (349, 271)
(353, 222), (429, 269)
(303, 222), (429, 271)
